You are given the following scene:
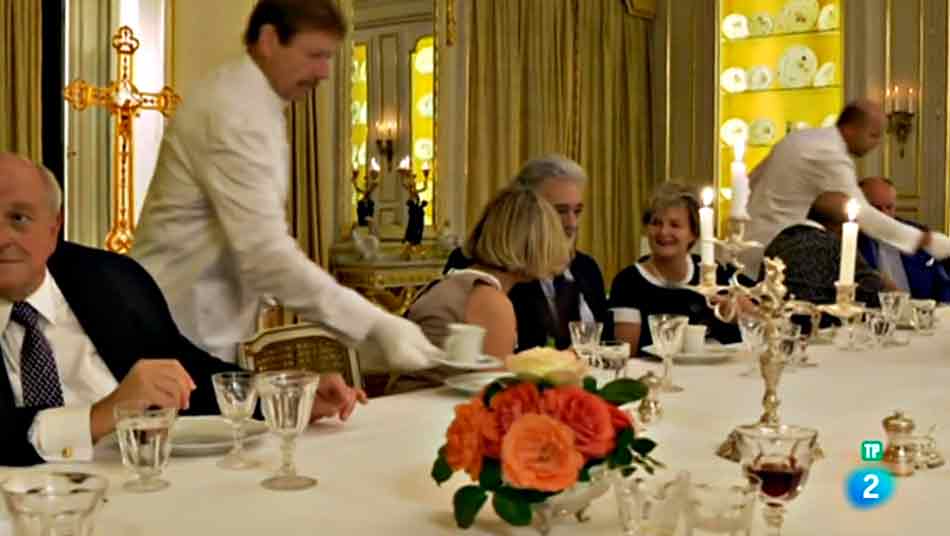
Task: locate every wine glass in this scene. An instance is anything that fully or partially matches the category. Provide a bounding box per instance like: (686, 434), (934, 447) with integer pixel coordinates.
(738, 312), (767, 377)
(212, 371), (260, 470)
(910, 299), (937, 335)
(736, 424), (819, 536)
(684, 473), (760, 535)
(256, 370), (320, 491)
(569, 320), (603, 368)
(1, 471), (108, 536)
(596, 340), (632, 382)
(114, 401), (177, 493)
(878, 290), (910, 345)
(647, 314), (688, 393)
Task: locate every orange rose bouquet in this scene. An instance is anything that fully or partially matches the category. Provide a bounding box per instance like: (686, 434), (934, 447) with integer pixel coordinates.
(431, 349), (660, 529)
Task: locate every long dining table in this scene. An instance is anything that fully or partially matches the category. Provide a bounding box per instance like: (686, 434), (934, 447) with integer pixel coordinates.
(2, 312), (950, 535)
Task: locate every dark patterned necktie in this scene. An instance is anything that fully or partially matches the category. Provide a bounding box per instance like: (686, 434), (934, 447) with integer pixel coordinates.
(12, 301), (64, 407)
(553, 275), (580, 349)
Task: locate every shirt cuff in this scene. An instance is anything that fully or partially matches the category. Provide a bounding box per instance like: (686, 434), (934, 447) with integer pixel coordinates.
(29, 405), (96, 462)
(611, 307), (642, 324)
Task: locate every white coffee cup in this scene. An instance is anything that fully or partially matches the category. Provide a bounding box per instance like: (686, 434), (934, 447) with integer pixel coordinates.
(444, 323), (487, 363)
(683, 325), (707, 354)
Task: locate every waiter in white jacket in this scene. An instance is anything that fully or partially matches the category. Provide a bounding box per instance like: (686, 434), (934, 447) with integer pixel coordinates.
(743, 99), (950, 277)
(131, 0), (440, 371)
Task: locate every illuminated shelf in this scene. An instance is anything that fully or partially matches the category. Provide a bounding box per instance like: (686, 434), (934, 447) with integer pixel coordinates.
(721, 84), (842, 96)
(721, 29), (840, 44)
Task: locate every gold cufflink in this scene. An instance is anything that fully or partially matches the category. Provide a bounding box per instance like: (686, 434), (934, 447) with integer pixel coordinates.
(61, 447), (73, 459)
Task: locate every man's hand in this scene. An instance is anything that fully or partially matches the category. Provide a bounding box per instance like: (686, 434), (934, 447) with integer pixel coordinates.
(368, 314), (443, 371)
(90, 359), (196, 442)
(309, 373), (368, 423)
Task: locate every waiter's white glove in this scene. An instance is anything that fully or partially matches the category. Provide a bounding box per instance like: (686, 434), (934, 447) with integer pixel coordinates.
(924, 231), (950, 260)
(367, 314), (443, 371)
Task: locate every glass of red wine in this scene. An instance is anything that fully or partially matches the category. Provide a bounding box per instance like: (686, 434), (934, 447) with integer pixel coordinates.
(736, 424), (819, 536)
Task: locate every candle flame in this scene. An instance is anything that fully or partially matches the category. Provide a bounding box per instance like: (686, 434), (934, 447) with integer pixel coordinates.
(720, 187), (733, 201)
(422, 160), (430, 171)
(846, 199), (860, 221)
(702, 187), (714, 207)
(398, 156), (411, 170)
(370, 157), (380, 172)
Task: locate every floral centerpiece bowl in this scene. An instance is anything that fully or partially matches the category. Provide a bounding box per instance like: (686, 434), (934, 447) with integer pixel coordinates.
(432, 347), (660, 533)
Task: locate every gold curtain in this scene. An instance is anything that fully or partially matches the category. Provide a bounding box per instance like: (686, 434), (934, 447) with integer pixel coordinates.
(466, 0), (655, 282)
(0, 0), (43, 159)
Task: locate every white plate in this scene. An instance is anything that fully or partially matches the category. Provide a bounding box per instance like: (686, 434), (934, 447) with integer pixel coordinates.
(417, 93), (435, 118)
(821, 113), (838, 128)
(749, 118), (777, 146)
(642, 343), (743, 365)
(720, 118), (750, 147)
(720, 67), (748, 93)
(103, 416), (269, 457)
(778, 45), (818, 88)
(814, 61), (836, 87)
(414, 46), (434, 74)
(817, 3), (839, 31)
(749, 13), (774, 36)
(747, 65), (774, 90)
(433, 354), (504, 371)
(721, 13), (750, 40)
(778, 0), (820, 33)
(443, 372), (515, 394)
(414, 138), (434, 161)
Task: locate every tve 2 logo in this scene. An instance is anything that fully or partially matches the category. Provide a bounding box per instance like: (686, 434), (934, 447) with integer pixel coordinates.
(845, 441), (895, 509)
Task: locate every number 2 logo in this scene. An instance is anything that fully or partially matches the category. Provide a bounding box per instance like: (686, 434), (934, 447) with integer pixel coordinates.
(847, 468), (893, 509)
(862, 474), (879, 499)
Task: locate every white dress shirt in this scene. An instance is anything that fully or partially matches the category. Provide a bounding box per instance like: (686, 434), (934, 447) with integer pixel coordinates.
(2, 271), (118, 462)
(539, 267), (595, 324)
(131, 55), (387, 362)
(743, 127), (934, 276)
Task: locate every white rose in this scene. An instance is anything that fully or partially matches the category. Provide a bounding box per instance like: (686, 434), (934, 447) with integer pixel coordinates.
(505, 347), (587, 384)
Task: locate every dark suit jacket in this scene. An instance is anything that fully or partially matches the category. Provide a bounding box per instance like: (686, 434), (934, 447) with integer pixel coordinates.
(1, 242), (238, 466)
(858, 225), (950, 302)
(443, 248), (612, 351)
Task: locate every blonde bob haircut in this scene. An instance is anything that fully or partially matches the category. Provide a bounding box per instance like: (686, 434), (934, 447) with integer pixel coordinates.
(463, 187), (571, 280)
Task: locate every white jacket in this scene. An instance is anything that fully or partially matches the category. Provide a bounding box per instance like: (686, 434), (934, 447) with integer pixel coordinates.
(131, 55), (386, 362)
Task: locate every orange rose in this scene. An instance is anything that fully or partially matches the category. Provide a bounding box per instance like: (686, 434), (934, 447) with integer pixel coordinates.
(541, 386), (616, 459)
(489, 382), (542, 436)
(445, 399), (492, 479)
(501, 414), (584, 492)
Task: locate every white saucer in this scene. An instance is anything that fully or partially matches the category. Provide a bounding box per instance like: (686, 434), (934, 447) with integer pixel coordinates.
(642, 343), (742, 365)
(433, 354), (504, 370)
(443, 372), (514, 394)
(103, 416), (269, 457)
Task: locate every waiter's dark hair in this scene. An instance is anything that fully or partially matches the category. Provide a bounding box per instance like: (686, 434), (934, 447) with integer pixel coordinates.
(244, 0), (347, 47)
(836, 102), (868, 128)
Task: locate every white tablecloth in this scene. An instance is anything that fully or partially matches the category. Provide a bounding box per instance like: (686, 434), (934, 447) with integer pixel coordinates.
(3, 316), (950, 535)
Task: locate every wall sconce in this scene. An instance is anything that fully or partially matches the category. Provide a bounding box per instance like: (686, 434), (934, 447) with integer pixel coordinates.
(885, 84), (916, 158)
(375, 119), (397, 170)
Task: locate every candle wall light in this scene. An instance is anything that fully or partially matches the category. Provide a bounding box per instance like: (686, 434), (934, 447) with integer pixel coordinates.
(374, 119), (397, 170)
(884, 84), (916, 158)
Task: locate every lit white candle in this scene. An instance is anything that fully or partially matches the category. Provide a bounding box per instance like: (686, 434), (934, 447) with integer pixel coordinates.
(422, 160), (430, 172)
(398, 155), (411, 170)
(370, 157), (381, 173)
(700, 187), (715, 266)
(838, 199), (860, 285)
(730, 139), (750, 219)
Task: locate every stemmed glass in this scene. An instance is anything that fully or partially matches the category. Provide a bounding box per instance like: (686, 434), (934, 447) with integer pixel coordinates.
(736, 424), (819, 536)
(878, 290), (910, 345)
(910, 299), (937, 335)
(596, 340), (632, 382)
(1, 472), (109, 536)
(647, 314), (688, 393)
(569, 320), (603, 369)
(738, 312), (767, 377)
(256, 370), (320, 491)
(212, 371), (260, 470)
(114, 401), (177, 493)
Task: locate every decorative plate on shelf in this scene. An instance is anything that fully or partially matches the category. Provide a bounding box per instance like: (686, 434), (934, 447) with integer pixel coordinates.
(821, 113), (838, 128)
(777, 45), (818, 88)
(814, 62), (836, 87)
(778, 0), (820, 33)
(720, 118), (750, 148)
(747, 65), (774, 90)
(417, 93), (435, 118)
(414, 46), (434, 74)
(720, 67), (748, 93)
(749, 13), (774, 36)
(817, 4), (839, 31)
(414, 138), (434, 161)
(749, 119), (777, 146)
(721, 13), (750, 39)
(352, 144), (366, 167)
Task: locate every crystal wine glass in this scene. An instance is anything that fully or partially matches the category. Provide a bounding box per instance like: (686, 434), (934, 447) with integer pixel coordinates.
(736, 424), (819, 536)
(910, 299), (937, 335)
(569, 320), (604, 368)
(878, 290), (910, 345)
(114, 400), (177, 493)
(256, 370), (320, 491)
(596, 340), (632, 382)
(212, 371), (260, 470)
(647, 314), (688, 393)
(738, 312), (768, 377)
(1, 471), (109, 536)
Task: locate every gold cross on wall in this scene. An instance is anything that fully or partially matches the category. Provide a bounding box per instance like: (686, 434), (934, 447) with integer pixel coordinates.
(64, 26), (180, 254)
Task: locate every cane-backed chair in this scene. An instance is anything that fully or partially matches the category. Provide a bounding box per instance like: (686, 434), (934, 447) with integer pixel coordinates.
(238, 324), (363, 389)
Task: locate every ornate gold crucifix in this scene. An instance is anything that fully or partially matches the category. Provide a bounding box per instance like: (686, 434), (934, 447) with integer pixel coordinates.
(64, 26), (180, 254)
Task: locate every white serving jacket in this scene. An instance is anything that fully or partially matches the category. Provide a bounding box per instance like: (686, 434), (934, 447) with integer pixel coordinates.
(742, 127), (923, 276)
(131, 55), (384, 362)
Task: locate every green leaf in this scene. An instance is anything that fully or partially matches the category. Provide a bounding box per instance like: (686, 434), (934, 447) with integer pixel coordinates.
(453, 485), (488, 529)
(482, 380), (507, 406)
(598, 378), (648, 405)
(620, 466), (637, 478)
(492, 488), (533, 526)
(431, 446), (453, 485)
(582, 376), (598, 393)
(616, 427), (635, 452)
(632, 438), (657, 456)
(609, 444), (633, 467)
(500, 486), (555, 504)
(578, 458), (604, 482)
(479, 459), (502, 491)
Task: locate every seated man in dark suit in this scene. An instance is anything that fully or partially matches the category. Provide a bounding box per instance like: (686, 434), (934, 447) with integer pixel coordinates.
(0, 153), (365, 466)
(444, 155), (610, 350)
(858, 176), (950, 301)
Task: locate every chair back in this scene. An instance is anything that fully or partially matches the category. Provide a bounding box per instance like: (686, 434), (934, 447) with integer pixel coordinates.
(238, 324), (363, 389)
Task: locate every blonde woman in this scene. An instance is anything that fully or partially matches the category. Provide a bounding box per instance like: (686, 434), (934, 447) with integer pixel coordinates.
(408, 187), (572, 358)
